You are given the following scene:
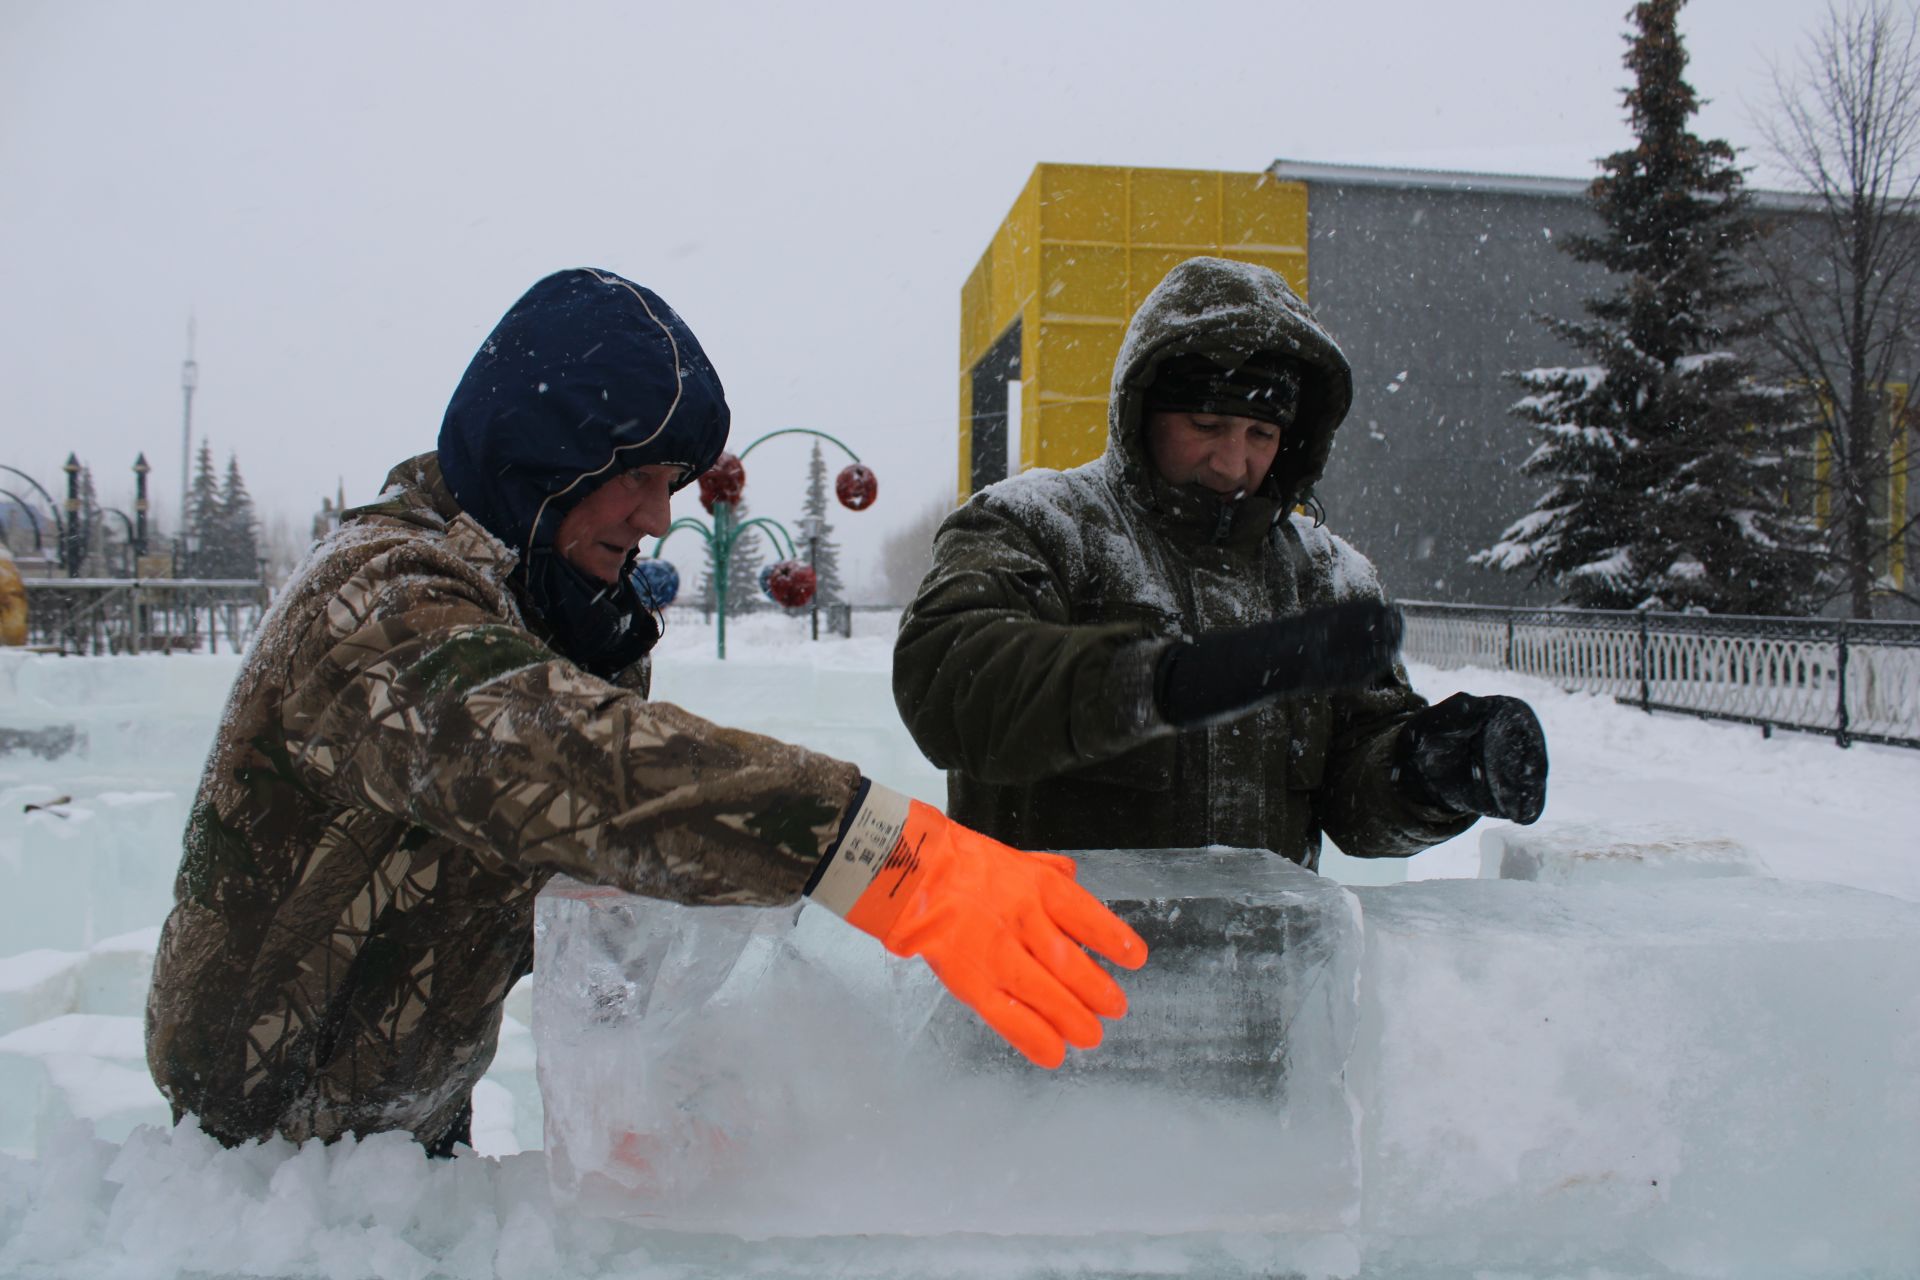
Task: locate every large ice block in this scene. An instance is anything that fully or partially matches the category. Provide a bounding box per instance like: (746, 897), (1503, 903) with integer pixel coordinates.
(6, 792), (185, 951)
(533, 849), (1363, 1237)
(0, 652), (232, 781)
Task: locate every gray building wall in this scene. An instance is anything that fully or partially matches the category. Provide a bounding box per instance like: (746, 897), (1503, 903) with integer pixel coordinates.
(1286, 163), (1612, 606)
(1283, 160), (1915, 616)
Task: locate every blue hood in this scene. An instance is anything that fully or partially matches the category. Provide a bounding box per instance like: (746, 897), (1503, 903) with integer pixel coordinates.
(437, 269), (729, 677)
(438, 268), (730, 558)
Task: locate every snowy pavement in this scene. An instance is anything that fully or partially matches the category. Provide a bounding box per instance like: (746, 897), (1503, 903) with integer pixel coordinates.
(1, 618), (1915, 1278)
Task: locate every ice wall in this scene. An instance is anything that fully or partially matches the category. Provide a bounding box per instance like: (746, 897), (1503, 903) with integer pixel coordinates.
(0, 650), (237, 781)
(0, 652), (232, 950)
(536, 835), (1920, 1272)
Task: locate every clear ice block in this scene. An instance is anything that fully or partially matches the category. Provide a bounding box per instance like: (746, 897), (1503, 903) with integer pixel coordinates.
(534, 848), (1363, 1237)
(1480, 820), (1764, 884)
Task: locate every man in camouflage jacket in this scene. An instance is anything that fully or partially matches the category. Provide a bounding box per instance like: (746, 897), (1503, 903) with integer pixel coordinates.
(147, 269), (1145, 1154)
(894, 257), (1547, 868)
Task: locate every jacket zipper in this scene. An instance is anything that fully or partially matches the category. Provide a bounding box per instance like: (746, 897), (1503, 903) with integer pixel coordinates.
(1211, 488), (1244, 545)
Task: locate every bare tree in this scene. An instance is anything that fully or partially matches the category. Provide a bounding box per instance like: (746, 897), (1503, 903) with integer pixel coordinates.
(1753, 0), (1920, 616)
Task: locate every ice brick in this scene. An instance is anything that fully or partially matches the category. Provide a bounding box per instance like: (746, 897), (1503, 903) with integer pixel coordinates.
(9, 792), (184, 950)
(0, 1012), (167, 1154)
(1481, 820), (1764, 883)
(0, 949), (83, 1038)
(534, 848), (1363, 1236)
(1348, 875), (1920, 1272)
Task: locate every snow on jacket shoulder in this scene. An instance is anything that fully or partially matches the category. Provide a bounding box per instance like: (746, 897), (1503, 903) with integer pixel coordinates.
(893, 256), (1470, 866)
(146, 453), (859, 1148)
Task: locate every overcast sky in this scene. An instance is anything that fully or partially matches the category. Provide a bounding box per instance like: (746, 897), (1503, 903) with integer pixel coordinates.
(1, 0), (1833, 591)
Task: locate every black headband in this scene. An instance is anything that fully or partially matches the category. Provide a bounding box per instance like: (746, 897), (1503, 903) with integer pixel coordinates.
(1146, 352), (1302, 427)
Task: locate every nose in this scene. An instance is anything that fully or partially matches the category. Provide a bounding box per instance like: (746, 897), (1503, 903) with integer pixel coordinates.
(626, 483), (673, 539)
(1206, 432), (1249, 485)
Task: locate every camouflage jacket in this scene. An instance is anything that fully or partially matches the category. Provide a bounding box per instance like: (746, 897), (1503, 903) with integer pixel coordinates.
(146, 454), (860, 1148)
(894, 258), (1473, 866)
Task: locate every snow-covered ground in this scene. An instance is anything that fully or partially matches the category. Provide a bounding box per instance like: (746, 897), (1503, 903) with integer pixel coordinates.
(1, 612), (1916, 1278)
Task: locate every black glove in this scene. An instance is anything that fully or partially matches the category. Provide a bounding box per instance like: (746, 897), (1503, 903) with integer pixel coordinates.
(1155, 599), (1404, 729)
(1393, 692), (1548, 824)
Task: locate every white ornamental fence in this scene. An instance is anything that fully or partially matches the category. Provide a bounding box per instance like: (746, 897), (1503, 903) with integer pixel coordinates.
(1401, 601), (1920, 750)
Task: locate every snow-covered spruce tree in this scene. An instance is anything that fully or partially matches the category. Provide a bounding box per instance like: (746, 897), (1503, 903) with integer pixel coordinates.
(693, 496), (768, 614)
(1476, 0), (1819, 613)
(210, 453), (260, 579)
(77, 463), (106, 575)
(798, 440), (846, 607)
(724, 495), (767, 613)
(185, 440), (223, 577)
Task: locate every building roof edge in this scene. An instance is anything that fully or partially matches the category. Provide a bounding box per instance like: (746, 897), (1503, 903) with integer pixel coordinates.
(1266, 158), (1819, 211)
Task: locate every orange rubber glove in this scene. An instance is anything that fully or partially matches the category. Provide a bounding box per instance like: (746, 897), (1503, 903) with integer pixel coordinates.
(807, 781), (1148, 1068)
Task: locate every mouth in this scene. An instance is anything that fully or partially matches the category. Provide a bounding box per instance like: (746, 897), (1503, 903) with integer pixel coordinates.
(574, 542), (629, 585)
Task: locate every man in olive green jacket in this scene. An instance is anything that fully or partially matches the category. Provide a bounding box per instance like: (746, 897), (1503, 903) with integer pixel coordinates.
(894, 256), (1546, 868)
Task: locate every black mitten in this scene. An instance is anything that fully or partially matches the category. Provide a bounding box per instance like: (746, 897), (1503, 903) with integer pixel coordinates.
(1156, 599), (1403, 729)
(1393, 692), (1548, 824)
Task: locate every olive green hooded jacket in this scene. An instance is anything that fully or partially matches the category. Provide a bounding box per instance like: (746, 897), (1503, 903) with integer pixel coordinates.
(893, 257), (1471, 866)
(146, 455), (859, 1149)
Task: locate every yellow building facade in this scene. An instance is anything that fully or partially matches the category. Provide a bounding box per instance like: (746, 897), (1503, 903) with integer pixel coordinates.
(957, 163), (1309, 500)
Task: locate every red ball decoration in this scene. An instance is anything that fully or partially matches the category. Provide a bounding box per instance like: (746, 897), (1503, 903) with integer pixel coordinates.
(696, 453), (746, 513)
(766, 560), (817, 608)
(835, 463), (878, 511)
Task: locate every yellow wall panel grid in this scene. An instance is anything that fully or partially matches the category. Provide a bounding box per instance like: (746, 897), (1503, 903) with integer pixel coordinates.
(958, 163), (1308, 500)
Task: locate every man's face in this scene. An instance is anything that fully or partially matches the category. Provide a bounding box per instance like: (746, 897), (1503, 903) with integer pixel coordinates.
(1145, 411), (1282, 497)
(554, 464), (680, 583)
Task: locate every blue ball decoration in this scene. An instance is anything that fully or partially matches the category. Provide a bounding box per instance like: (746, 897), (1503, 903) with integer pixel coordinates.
(758, 563), (777, 599)
(631, 557), (680, 608)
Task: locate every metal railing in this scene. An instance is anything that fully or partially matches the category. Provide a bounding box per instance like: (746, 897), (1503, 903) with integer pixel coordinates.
(21, 578), (268, 656)
(1401, 601), (1920, 750)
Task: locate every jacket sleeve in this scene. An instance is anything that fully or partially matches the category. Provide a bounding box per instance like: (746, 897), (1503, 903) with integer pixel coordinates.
(893, 497), (1171, 786)
(1313, 660), (1477, 860)
(277, 570), (862, 908)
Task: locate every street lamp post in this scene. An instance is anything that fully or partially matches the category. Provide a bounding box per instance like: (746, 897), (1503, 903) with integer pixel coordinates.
(133, 453), (151, 561)
(179, 326), (198, 564)
(63, 453), (82, 578)
(797, 514), (824, 641)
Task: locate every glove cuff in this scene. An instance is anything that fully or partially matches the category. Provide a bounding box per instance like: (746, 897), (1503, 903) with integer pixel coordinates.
(1112, 637), (1168, 733)
(1389, 724), (1455, 812)
(805, 779), (918, 925)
